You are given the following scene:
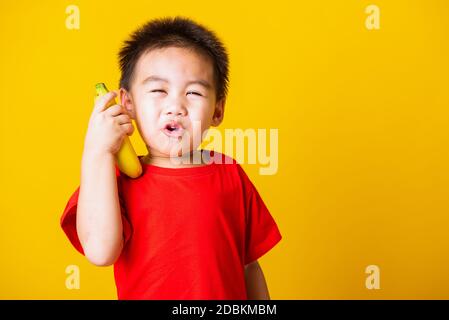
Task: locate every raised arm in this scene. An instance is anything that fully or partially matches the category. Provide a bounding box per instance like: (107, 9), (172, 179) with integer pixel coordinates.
(76, 152), (124, 266)
(76, 91), (134, 266)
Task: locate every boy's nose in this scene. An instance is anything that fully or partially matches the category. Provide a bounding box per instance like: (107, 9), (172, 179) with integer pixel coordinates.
(164, 102), (187, 117)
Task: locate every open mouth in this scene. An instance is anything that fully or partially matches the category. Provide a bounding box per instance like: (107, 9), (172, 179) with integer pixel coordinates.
(163, 121), (184, 138)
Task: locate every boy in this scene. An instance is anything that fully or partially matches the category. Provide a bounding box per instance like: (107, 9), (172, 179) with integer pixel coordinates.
(60, 16), (282, 300)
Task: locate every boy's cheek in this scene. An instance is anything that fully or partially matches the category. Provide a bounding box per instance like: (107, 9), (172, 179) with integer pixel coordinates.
(135, 106), (159, 125)
(133, 118), (157, 140)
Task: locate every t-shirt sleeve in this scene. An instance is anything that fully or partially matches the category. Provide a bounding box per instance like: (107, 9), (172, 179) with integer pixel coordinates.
(238, 165), (282, 265)
(59, 165), (132, 255)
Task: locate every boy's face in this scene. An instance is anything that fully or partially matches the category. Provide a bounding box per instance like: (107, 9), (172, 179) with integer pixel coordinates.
(120, 46), (225, 158)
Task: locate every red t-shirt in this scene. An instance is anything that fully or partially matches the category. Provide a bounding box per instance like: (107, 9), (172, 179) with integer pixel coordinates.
(60, 150), (282, 300)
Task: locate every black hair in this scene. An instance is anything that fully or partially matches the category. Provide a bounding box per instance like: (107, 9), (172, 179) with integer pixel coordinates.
(118, 16), (229, 101)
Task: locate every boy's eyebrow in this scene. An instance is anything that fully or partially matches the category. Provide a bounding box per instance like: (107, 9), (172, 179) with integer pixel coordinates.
(141, 75), (212, 89)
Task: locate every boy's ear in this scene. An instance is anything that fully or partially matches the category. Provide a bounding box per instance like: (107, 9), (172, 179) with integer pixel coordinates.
(119, 88), (136, 119)
(211, 98), (225, 127)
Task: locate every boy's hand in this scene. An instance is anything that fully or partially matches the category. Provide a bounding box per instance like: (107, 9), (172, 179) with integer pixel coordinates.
(83, 91), (135, 157)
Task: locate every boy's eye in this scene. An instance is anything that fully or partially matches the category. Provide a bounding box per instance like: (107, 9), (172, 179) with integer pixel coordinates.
(187, 91), (202, 96)
(150, 90), (202, 96)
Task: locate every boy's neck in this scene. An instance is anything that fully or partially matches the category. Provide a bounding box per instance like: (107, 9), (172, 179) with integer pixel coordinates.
(141, 150), (208, 168)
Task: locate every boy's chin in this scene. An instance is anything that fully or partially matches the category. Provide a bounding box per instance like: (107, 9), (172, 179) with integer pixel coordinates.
(156, 145), (196, 158)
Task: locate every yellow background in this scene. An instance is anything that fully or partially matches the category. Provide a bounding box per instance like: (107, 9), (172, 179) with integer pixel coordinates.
(0, 0), (448, 299)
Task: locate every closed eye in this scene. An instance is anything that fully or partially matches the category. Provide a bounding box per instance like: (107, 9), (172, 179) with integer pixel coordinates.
(187, 91), (202, 96)
(150, 90), (201, 96)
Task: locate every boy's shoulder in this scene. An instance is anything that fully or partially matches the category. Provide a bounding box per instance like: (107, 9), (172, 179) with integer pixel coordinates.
(207, 150), (251, 180)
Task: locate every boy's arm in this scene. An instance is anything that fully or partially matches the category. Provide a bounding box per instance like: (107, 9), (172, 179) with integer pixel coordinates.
(244, 260), (271, 300)
(76, 151), (124, 266)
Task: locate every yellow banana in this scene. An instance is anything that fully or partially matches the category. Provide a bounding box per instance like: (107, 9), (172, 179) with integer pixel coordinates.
(95, 83), (143, 178)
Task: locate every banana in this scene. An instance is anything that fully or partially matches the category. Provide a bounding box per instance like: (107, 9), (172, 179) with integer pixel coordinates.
(95, 83), (143, 178)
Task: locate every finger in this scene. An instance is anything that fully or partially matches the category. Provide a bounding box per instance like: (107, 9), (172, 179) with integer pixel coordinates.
(94, 91), (117, 114)
(115, 114), (131, 125)
(121, 123), (134, 135)
(104, 104), (125, 117)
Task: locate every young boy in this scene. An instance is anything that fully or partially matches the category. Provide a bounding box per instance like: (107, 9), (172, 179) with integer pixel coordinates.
(60, 16), (282, 300)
